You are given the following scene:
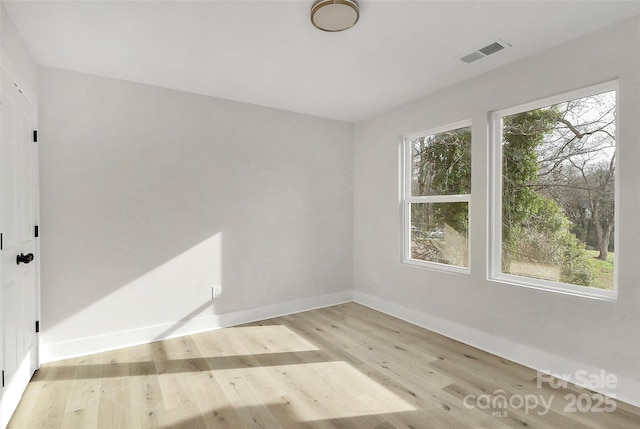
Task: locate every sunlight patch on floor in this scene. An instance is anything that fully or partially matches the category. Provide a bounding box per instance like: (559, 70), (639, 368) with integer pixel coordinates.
(192, 324), (320, 357)
(212, 361), (415, 422)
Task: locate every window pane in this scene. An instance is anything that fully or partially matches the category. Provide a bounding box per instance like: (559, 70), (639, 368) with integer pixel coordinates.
(501, 91), (615, 290)
(410, 126), (471, 196)
(410, 202), (468, 268)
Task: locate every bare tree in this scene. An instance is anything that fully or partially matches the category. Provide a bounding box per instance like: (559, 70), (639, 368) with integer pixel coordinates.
(536, 92), (616, 260)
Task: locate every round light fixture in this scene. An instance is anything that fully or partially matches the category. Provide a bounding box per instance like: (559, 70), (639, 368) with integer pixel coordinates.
(311, 0), (359, 32)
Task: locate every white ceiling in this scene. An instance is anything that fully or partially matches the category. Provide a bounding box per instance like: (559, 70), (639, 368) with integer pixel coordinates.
(4, 1), (640, 122)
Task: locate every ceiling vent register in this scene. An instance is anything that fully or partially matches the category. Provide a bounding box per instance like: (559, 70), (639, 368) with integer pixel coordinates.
(459, 40), (511, 64)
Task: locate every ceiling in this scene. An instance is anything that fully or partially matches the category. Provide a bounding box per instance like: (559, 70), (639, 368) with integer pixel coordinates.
(3, 1), (639, 122)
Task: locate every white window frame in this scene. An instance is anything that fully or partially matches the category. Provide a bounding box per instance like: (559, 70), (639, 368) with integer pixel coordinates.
(401, 120), (471, 274)
(489, 81), (618, 301)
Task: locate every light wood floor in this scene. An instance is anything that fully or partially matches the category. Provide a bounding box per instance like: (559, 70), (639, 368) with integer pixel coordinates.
(8, 303), (640, 428)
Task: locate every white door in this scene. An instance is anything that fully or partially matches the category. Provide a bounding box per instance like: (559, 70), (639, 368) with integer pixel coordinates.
(0, 66), (39, 425)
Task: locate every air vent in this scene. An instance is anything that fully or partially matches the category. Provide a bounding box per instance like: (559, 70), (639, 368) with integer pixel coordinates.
(478, 42), (505, 56)
(460, 51), (485, 64)
(458, 40), (511, 64)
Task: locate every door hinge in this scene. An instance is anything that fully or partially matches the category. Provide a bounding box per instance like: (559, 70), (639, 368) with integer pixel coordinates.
(2, 370), (4, 387)
(0, 233), (3, 250)
(35, 321), (40, 333)
(33, 130), (38, 142)
(35, 225), (39, 238)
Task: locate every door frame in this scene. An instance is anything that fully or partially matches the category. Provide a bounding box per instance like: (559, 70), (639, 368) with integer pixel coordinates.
(0, 49), (40, 428)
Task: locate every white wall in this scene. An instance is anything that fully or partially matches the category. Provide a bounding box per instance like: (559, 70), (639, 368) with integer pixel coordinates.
(353, 17), (640, 405)
(38, 68), (353, 361)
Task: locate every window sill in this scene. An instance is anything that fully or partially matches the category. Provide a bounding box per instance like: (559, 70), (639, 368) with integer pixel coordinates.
(402, 258), (470, 276)
(489, 273), (617, 302)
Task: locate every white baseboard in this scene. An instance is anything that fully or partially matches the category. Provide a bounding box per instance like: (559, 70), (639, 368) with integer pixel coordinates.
(352, 290), (640, 408)
(40, 290), (353, 364)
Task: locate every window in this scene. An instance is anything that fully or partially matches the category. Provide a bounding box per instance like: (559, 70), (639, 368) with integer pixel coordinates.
(491, 82), (617, 299)
(402, 121), (471, 272)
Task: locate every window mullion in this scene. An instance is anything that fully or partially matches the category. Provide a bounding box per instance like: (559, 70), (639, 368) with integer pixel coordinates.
(407, 194), (470, 204)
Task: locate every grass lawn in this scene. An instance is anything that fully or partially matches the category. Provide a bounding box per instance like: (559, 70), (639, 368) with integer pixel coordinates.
(585, 249), (614, 290)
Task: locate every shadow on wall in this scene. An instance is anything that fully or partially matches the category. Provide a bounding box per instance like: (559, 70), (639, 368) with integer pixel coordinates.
(38, 68), (353, 351)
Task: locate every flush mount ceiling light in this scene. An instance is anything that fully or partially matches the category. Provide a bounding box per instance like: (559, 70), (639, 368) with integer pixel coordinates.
(311, 0), (359, 32)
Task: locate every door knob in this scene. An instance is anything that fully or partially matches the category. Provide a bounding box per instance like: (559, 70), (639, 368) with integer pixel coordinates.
(16, 253), (34, 265)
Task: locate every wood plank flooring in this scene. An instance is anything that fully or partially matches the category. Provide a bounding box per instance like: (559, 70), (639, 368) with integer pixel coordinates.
(8, 303), (640, 428)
